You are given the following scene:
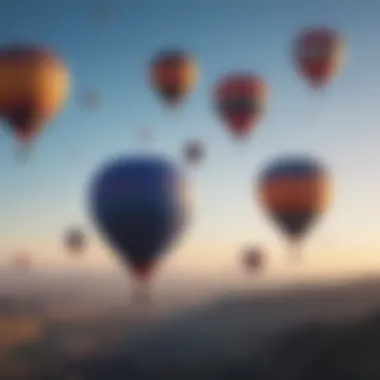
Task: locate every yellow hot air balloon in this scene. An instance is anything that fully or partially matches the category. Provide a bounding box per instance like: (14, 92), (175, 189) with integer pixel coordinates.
(0, 44), (70, 158)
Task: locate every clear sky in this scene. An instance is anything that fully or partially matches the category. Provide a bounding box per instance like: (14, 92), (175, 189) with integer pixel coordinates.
(0, 0), (379, 286)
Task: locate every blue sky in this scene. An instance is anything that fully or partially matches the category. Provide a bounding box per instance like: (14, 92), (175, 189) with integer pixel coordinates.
(0, 0), (379, 283)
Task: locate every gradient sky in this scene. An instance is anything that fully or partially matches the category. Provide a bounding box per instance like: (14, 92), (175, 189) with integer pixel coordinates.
(0, 0), (379, 286)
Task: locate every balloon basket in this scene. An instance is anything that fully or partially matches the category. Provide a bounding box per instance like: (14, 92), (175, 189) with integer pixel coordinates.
(16, 142), (32, 164)
(132, 288), (151, 304)
(287, 240), (303, 264)
(130, 278), (152, 306)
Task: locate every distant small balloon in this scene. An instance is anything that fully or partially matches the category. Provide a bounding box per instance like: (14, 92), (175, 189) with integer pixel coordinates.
(150, 49), (198, 107)
(94, 5), (112, 24)
(137, 126), (154, 143)
(83, 90), (100, 108)
(242, 246), (265, 273)
(65, 228), (86, 255)
(11, 252), (32, 270)
(293, 26), (345, 89)
(182, 139), (205, 166)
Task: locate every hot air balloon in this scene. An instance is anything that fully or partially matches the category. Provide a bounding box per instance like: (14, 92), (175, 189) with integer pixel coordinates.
(242, 246), (265, 274)
(293, 27), (345, 89)
(93, 4), (112, 24)
(182, 139), (205, 166)
(0, 44), (70, 159)
(137, 126), (154, 144)
(11, 251), (32, 271)
(65, 228), (86, 255)
(83, 90), (100, 108)
(89, 154), (191, 301)
(214, 72), (268, 139)
(150, 49), (198, 107)
(257, 155), (331, 260)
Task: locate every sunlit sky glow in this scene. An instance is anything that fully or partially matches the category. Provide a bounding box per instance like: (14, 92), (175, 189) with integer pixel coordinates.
(0, 0), (379, 287)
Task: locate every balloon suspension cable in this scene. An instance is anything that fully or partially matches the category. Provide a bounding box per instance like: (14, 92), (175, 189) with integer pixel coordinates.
(164, 100), (180, 118)
(16, 140), (32, 164)
(287, 238), (303, 263)
(140, 130), (154, 153)
(131, 276), (152, 305)
(231, 133), (245, 159)
(303, 83), (326, 130)
(233, 130), (247, 143)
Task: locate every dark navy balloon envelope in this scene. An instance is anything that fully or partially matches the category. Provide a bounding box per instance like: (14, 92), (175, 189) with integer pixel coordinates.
(89, 155), (189, 274)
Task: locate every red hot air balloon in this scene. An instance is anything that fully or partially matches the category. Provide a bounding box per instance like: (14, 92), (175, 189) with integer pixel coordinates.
(293, 27), (345, 89)
(214, 73), (268, 139)
(242, 246), (265, 273)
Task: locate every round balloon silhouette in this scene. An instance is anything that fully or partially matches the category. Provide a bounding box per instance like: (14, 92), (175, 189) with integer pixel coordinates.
(0, 44), (70, 160)
(257, 154), (331, 261)
(89, 154), (191, 301)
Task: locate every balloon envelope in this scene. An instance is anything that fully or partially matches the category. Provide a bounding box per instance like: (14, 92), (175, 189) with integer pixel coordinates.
(0, 44), (70, 144)
(293, 27), (345, 88)
(214, 72), (268, 138)
(183, 139), (205, 166)
(93, 5), (112, 24)
(137, 126), (154, 143)
(257, 155), (331, 241)
(83, 90), (100, 108)
(89, 155), (190, 279)
(65, 228), (86, 254)
(150, 49), (197, 106)
(11, 251), (32, 270)
(242, 247), (265, 273)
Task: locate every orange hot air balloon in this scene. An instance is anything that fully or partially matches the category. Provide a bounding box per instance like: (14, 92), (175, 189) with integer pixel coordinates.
(215, 73), (268, 139)
(293, 27), (345, 89)
(257, 155), (331, 261)
(0, 44), (70, 155)
(150, 49), (198, 107)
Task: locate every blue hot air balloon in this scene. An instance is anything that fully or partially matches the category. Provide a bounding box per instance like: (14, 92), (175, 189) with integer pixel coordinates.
(89, 155), (190, 286)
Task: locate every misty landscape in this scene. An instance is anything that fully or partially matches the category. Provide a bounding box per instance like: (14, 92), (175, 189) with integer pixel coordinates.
(0, 272), (379, 379)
